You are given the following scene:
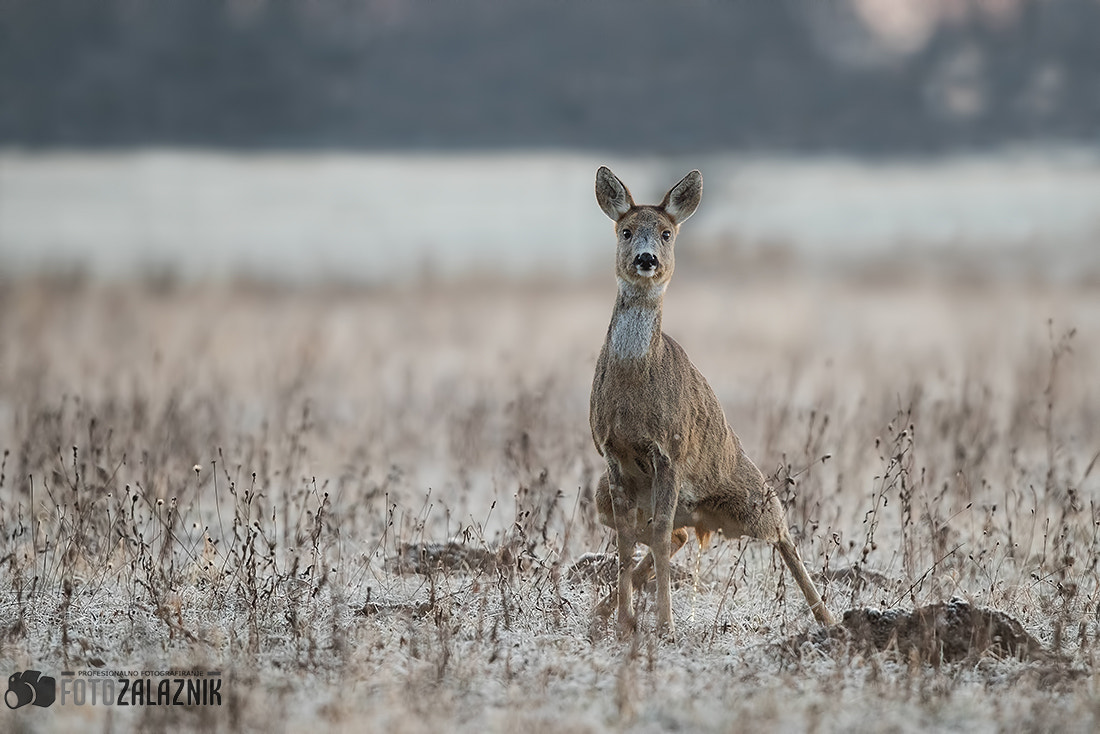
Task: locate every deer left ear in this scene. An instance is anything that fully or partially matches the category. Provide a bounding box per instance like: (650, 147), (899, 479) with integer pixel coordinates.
(661, 170), (702, 224)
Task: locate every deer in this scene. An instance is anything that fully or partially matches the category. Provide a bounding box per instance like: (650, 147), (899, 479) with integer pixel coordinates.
(589, 166), (835, 638)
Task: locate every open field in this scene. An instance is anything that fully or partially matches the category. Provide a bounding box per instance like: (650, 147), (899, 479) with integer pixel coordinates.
(4, 150), (1100, 283)
(1, 267), (1099, 732)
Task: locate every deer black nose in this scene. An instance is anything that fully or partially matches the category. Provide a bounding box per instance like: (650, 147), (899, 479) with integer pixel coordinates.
(634, 252), (658, 271)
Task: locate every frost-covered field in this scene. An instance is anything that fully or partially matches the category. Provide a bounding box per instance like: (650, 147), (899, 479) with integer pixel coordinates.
(3, 150), (1100, 282)
(1, 266), (1099, 732)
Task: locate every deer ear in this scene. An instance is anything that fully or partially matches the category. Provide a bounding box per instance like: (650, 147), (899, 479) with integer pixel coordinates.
(595, 166), (634, 221)
(661, 170), (702, 224)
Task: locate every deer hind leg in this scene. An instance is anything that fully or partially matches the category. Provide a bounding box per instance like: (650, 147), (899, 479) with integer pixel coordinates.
(745, 484), (834, 627)
(595, 527), (690, 618)
(775, 531), (835, 627)
(633, 527), (689, 589)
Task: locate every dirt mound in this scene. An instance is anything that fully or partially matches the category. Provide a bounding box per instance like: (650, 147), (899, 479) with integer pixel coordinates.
(356, 600), (436, 619)
(565, 552), (692, 586)
(387, 542), (506, 575)
(786, 598), (1051, 663)
(565, 553), (619, 584)
(816, 565), (898, 592)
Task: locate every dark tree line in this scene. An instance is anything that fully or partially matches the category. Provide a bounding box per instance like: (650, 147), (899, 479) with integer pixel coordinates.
(1, 0), (1097, 152)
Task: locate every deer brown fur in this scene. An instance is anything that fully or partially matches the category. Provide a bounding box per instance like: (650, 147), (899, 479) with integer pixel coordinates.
(590, 166), (835, 637)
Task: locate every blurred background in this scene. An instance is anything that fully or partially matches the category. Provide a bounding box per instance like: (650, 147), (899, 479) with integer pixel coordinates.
(1, 0), (1099, 282)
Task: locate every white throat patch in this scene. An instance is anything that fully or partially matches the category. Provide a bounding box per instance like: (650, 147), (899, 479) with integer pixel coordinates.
(610, 305), (658, 360)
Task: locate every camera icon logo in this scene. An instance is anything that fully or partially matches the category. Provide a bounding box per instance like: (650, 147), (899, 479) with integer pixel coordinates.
(6, 670), (57, 709)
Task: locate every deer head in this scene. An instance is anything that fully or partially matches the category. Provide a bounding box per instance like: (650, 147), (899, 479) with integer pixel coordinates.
(595, 166), (702, 291)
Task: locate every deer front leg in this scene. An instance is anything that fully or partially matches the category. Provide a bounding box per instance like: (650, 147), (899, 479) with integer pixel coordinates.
(595, 527), (690, 618)
(650, 447), (679, 637)
(607, 458), (638, 637)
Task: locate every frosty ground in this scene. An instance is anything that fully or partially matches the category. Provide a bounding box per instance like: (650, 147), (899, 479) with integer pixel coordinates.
(1, 265), (1099, 733)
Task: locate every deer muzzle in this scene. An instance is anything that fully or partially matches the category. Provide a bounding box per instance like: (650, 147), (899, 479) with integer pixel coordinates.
(634, 252), (659, 276)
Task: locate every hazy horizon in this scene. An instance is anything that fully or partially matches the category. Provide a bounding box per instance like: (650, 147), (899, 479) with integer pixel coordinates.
(3, 146), (1098, 284)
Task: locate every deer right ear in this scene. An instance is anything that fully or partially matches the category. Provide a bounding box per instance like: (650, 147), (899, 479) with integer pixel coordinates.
(595, 167), (634, 221)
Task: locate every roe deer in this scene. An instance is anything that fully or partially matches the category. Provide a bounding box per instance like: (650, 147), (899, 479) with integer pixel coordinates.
(589, 166), (835, 637)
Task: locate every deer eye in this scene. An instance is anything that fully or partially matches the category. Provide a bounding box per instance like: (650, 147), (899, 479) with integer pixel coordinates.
(621, 229), (632, 240)
(662, 230), (672, 241)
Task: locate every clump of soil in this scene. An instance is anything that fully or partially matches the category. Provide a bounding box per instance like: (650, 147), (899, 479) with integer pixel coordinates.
(565, 552), (619, 584)
(816, 565), (898, 593)
(356, 600), (436, 619)
(787, 597), (1051, 663)
(565, 552), (692, 586)
(387, 541), (505, 575)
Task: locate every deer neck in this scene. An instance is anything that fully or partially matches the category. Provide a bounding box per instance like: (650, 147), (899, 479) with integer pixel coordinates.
(607, 278), (666, 362)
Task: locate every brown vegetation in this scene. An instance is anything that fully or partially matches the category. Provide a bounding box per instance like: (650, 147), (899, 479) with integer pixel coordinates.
(0, 268), (1098, 732)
